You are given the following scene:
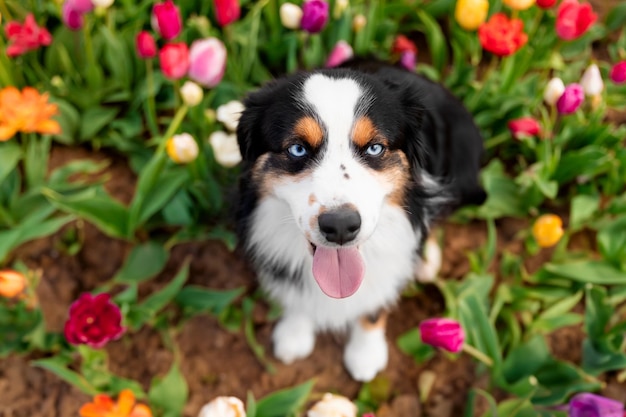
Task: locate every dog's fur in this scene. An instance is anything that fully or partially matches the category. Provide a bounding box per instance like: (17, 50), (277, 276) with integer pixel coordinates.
(235, 61), (486, 381)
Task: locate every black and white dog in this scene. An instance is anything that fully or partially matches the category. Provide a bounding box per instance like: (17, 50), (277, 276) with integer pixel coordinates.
(235, 61), (485, 381)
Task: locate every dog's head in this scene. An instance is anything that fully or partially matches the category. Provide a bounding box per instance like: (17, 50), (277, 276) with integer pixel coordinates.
(237, 69), (444, 298)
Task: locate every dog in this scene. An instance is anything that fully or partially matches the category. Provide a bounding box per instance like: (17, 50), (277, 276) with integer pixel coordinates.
(235, 60), (486, 381)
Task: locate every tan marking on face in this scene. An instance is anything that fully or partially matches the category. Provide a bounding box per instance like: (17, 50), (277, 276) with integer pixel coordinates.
(252, 153), (313, 197)
(352, 117), (379, 147)
(308, 193), (317, 206)
(294, 116), (324, 148)
(383, 151), (411, 207)
(359, 311), (388, 331)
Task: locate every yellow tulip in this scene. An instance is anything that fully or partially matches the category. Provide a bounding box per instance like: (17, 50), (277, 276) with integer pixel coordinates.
(455, 0), (489, 31)
(532, 214), (564, 248)
(0, 270), (27, 298)
(503, 0), (536, 11)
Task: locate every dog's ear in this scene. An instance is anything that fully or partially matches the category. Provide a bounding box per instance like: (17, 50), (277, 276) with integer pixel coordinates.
(236, 89), (268, 163)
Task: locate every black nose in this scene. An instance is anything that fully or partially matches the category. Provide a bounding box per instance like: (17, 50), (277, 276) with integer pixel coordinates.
(318, 207), (361, 245)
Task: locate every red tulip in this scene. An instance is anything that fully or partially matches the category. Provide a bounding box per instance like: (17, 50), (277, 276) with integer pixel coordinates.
(214, 0), (241, 27)
(152, 0), (182, 40)
(64, 293), (125, 348)
(508, 117), (542, 139)
(5, 14), (53, 57)
(392, 35), (418, 55)
(536, 0), (557, 8)
(555, 0), (597, 41)
(478, 13), (527, 56)
(419, 318), (465, 353)
(159, 42), (190, 79)
(135, 31), (157, 59)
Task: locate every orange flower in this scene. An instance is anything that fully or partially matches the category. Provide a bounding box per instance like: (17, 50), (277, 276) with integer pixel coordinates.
(80, 390), (152, 417)
(0, 86), (61, 141)
(532, 214), (564, 248)
(478, 13), (528, 56)
(0, 270), (27, 298)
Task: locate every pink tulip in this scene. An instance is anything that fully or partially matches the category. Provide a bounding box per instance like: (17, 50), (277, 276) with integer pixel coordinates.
(65, 0), (94, 13)
(555, 0), (597, 41)
(400, 51), (417, 71)
(419, 318), (465, 353)
(159, 42), (189, 79)
(62, 2), (86, 30)
(325, 41), (353, 68)
(508, 117), (542, 139)
(556, 83), (584, 114)
(610, 61), (626, 84)
(188, 38), (227, 88)
(135, 31), (157, 59)
(214, 0), (240, 27)
(152, 0), (182, 40)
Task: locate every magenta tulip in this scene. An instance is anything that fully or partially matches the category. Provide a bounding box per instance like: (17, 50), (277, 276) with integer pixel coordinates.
(610, 61), (626, 84)
(152, 0), (182, 40)
(188, 37), (227, 87)
(65, 0), (94, 13)
(159, 42), (190, 79)
(508, 117), (542, 139)
(556, 83), (584, 114)
(135, 31), (157, 59)
(301, 0), (329, 33)
(214, 0), (240, 27)
(419, 318), (465, 353)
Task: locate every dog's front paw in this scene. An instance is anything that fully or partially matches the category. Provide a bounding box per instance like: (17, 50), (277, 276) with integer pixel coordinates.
(415, 237), (442, 283)
(272, 315), (316, 364)
(343, 327), (388, 382)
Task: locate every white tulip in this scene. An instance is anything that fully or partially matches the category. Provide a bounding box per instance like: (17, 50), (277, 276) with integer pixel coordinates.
(307, 393), (357, 417)
(580, 63), (604, 97)
(91, 0), (115, 8)
(166, 133), (199, 164)
(180, 81), (204, 107)
(198, 396), (245, 417)
(216, 100), (245, 132)
(280, 2), (303, 30)
(209, 131), (242, 168)
(543, 77), (565, 106)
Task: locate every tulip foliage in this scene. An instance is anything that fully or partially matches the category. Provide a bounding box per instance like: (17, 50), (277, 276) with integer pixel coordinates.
(1, 0), (626, 416)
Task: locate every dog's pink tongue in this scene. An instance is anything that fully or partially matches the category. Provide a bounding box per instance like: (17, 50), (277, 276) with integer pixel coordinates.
(312, 247), (365, 298)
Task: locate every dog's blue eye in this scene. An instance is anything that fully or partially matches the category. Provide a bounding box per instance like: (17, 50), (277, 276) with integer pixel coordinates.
(365, 143), (385, 156)
(287, 144), (308, 158)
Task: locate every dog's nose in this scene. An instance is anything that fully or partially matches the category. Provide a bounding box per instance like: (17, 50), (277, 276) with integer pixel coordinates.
(318, 207), (361, 245)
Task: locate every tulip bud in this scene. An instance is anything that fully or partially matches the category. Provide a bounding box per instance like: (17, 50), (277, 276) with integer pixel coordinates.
(454, 0), (489, 31)
(188, 38), (227, 87)
(556, 83), (584, 114)
(62, 1), (85, 30)
(280, 2), (303, 29)
(180, 81), (203, 106)
(198, 396), (245, 417)
(301, 0), (329, 33)
(307, 393), (357, 417)
(216, 100), (245, 132)
(419, 318), (465, 353)
(159, 42), (189, 79)
(214, 0), (240, 27)
(91, 0), (114, 8)
(543, 77), (565, 106)
(569, 393), (624, 417)
(152, 0), (182, 40)
(555, 0), (597, 41)
(0, 270), (27, 298)
(400, 51), (416, 71)
(325, 40), (353, 68)
(580, 63), (603, 96)
(609, 61), (626, 84)
(66, 0), (95, 13)
(503, 0), (535, 11)
(167, 133), (199, 164)
(333, 0), (349, 19)
(508, 117), (541, 140)
(209, 131), (242, 167)
(352, 14), (366, 32)
(536, 0), (557, 8)
(136, 31), (157, 59)
(532, 214), (564, 247)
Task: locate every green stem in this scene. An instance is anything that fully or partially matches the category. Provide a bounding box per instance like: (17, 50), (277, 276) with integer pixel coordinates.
(157, 105), (189, 153)
(0, 0), (12, 20)
(462, 344), (494, 367)
(145, 59), (160, 137)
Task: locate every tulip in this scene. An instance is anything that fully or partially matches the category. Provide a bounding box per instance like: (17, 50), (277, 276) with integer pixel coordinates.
(216, 100), (245, 132)
(152, 0), (182, 40)
(62, 2), (84, 30)
(65, 0), (94, 13)
(454, 0), (489, 31)
(392, 35), (417, 55)
(325, 40), (353, 68)
(478, 13), (527, 56)
(301, 0), (329, 33)
(136, 31), (157, 59)
(352, 14), (366, 32)
(555, 0), (597, 41)
(609, 61), (626, 84)
(6, 14), (53, 56)
(280, 3), (303, 29)
(209, 131), (242, 167)
(532, 214), (564, 247)
(536, 0), (557, 8)
(307, 393), (357, 417)
(556, 83), (584, 114)
(0, 270), (27, 298)
(333, 0), (349, 19)
(188, 38), (227, 87)
(544, 77), (566, 106)
(580, 63), (603, 96)
(400, 51), (416, 71)
(91, 0), (114, 7)
(64, 293), (125, 348)
(167, 133), (199, 164)
(80, 390), (152, 417)
(569, 393), (624, 417)
(159, 42), (189, 79)
(508, 117), (542, 139)
(214, 0), (240, 27)
(419, 318), (465, 353)
(503, 0), (535, 10)
(180, 81), (203, 106)
(198, 396), (245, 417)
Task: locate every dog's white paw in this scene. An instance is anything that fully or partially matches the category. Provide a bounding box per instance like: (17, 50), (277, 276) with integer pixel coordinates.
(415, 237), (442, 283)
(343, 326), (388, 382)
(272, 314), (316, 364)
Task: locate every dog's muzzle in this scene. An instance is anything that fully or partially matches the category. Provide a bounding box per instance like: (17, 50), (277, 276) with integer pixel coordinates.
(318, 206), (361, 245)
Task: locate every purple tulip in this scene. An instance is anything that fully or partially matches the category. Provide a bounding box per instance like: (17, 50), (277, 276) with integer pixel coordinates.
(325, 41), (353, 68)
(62, 1), (86, 30)
(556, 83), (584, 114)
(301, 0), (329, 33)
(419, 318), (465, 353)
(569, 393), (624, 417)
(400, 51), (417, 71)
(610, 61), (626, 84)
(188, 37), (227, 87)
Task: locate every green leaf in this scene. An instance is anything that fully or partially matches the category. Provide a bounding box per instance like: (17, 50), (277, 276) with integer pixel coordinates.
(543, 261), (626, 285)
(140, 260), (189, 314)
(606, 3), (626, 31)
(113, 241), (169, 284)
(458, 293), (501, 369)
(33, 356), (99, 395)
(127, 152), (167, 233)
(502, 335), (550, 385)
(79, 107), (120, 141)
(148, 361), (188, 417)
(570, 195), (599, 230)
(416, 10), (448, 75)
(0, 141), (22, 186)
(597, 217), (626, 267)
(396, 328), (435, 364)
(174, 286), (243, 316)
(49, 98), (80, 145)
(138, 169), (189, 224)
(532, 360), (601, 405)
(255, 379), (314, 417)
